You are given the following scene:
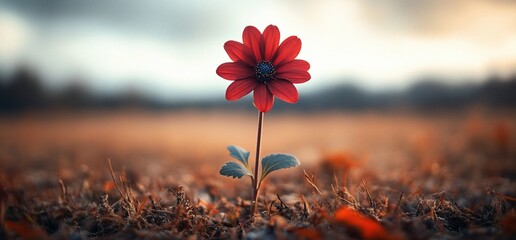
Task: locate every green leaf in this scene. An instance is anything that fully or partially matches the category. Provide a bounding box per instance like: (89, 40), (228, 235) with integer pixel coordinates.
(261, 153), (300, 180)
(219, 162), (252, 179)
(227, 145), (250, 167)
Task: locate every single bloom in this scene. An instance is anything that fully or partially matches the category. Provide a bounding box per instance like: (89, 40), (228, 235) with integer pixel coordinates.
(216, 25), (311, 112)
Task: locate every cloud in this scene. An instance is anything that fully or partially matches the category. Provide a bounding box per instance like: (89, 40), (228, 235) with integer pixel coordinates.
(358, 0), (516, 37)
(0, 10), (31, 69)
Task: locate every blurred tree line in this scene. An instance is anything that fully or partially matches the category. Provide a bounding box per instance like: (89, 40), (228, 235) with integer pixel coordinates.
(0, 66), (84, 111)
(295, 74), (516, 111)
(0, 65), (151, 112)
(1, 65), (515, 113)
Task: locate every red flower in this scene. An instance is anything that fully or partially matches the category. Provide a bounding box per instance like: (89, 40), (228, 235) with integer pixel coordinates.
(216, 25), (311, 112)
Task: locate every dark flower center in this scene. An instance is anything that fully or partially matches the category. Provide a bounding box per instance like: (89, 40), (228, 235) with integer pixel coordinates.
(255, 61), (275, 83)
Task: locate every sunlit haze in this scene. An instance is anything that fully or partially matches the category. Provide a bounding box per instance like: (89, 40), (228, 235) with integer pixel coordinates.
(0, 0), (515, 100)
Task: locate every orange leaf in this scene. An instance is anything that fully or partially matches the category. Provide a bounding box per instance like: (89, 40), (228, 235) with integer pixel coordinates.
(500, 212), (516, 235)
(5, 221), (49, 240)
(333, 206), (394, 240)
(322, 152), (358, 170)
(103, 181), (115, 193)
(290, 227), (323, 240)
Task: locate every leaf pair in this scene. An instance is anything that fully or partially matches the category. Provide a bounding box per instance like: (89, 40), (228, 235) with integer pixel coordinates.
(219, 145), (300, 180)
(220, 145), (252, 179)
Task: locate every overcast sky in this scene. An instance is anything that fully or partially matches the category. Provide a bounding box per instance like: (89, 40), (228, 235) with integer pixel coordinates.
(0, 0), (515, 100)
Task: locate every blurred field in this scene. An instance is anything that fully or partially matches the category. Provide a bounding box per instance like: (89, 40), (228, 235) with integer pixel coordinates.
(0, 110), (515, 239)
(1, 110), (514, 175)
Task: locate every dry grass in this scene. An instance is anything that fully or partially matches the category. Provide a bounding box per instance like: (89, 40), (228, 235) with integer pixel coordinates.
(0, 109), (515, 239)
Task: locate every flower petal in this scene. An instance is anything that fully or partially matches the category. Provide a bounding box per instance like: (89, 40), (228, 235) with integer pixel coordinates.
(253, 83), (274, 112)
(226, 78), (257, 101)
(268, 79), (299, 103)
(216, 62), (254, 80)
(277, 59), (310, 71)
(273, 36), (301, 66)
(276, 69), (311, 84)
(262, 25), (280, 61)
(243, 26), (262, 62)
(224, 41), (256, 66)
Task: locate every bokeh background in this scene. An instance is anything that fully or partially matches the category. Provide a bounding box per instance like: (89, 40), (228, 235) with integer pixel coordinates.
(0, 0), (515, 177)
(1, 0), (516, 104)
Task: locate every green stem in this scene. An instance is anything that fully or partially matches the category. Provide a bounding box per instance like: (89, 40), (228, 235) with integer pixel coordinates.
(251, 111), (264, 217)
